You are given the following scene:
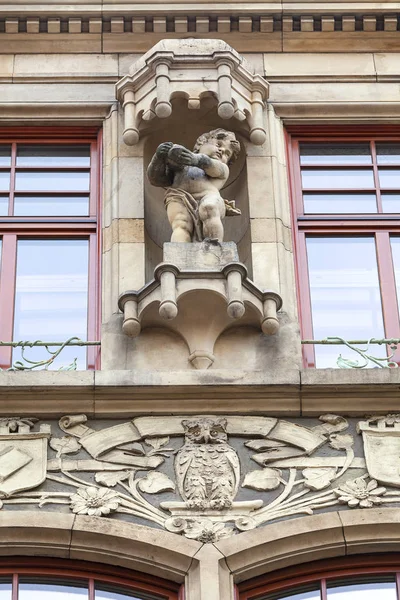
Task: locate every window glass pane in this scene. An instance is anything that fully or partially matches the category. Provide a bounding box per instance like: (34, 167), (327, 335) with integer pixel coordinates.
(256, 587), (320, 600)
(17, 145), (90, 167)
(13, 240), (89, 370)
(19, 579), (87, 599)
(0, 146), (11, 167)
(14, 195), (89, 217)
(327, 578), (396, 599)
(303, 193), (377, 214)
(381, 193), (400, 213)
(15, 171), (90, 192)
(379, 169), (400, 189)
(306, 237), (386, 368)
(376, 143), (400, 165)
(0, 196), (8, 215)
(300, 143), (372, 165)
(0, 578), (11, 599)
(301, 169), (374, 190)
(0, 172), (10, 191)
(96, 584), (159, 600)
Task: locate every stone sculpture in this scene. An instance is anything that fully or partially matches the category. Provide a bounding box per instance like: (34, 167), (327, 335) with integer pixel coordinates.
(175, 418), (240, 509)
(147, 129), (241, 243)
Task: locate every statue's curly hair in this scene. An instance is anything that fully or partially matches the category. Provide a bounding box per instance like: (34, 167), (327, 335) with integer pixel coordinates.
(193, 129), (240, 164)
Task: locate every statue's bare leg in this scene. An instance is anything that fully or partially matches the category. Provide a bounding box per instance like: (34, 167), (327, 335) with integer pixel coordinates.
(199, 193), (225, 242)
(167, 202), (193, 243)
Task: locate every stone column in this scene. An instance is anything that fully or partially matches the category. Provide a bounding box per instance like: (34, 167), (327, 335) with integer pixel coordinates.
(101, 104), (146, 369)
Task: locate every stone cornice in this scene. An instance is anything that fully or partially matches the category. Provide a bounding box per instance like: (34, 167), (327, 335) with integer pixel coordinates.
(1, 368), (400, 418)
(0, 11), (397, 53)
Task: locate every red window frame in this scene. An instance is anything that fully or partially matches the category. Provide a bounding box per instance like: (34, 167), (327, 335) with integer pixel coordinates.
(286, 125), (400, 368)
(238, 554), (400, 600)
(0, 557), (181, 599)
(0, 127), (101, 370)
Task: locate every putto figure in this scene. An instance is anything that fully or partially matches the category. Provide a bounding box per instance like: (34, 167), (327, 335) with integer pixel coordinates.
(175, 417), (240, 510)
(147, 129), (241, 243)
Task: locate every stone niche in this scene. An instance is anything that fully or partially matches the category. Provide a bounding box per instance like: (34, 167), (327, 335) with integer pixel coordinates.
(112, 39), (295, 373)
(143, 115), (251, 279)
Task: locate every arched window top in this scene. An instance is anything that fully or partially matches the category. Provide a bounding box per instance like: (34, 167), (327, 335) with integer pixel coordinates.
(0, 558), (180, 600)
(238, 555), (400, 600)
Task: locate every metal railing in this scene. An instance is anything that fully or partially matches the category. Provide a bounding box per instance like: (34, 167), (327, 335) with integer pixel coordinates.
(302, 337), (400, 369)
(0, 337), (101, 371)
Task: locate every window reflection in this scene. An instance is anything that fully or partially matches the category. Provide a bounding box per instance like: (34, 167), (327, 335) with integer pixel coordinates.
(382, 193), (400, 213)
(327, 580), (397, 599)
(376, 143), (400, 165)
(300, 143), (371, 165)
(0, 580), (12, 599)
(16, 145), (90, 167)
(306, 237), (386, 368)
(15, 171), (90, 192)
(0, 172), (10, 191)
(301, 169), (374, 190)
(96, 587), (149, 600)
(379, 169), (400, 189)
(0, 196), (8, 215)
(0, 146), (11, 167)
(13, 240), (89, 369)
(259, 588), (320, 600)
(303, 193), (377, 214)
(14, 195), (89, 217)
(19, 579), (87, 600)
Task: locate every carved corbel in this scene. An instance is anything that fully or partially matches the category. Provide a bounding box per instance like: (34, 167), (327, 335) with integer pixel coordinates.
(249, 79), (268, 146)
(121, 89), (140, 146)
(216, 60), (235, 120)
(154, 60), (173, 118)
(261, 292), (282, 335)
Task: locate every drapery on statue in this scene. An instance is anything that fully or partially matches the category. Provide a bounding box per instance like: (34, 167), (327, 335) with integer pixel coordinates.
(147, 129), (241, 243)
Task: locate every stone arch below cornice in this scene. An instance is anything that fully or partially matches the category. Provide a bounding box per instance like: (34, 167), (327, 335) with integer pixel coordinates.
(0, 511), (200, 584)
(215, 509), (400, 584)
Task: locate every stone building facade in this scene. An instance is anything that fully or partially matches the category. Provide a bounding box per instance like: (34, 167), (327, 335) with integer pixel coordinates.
(1, 1), (400, 599)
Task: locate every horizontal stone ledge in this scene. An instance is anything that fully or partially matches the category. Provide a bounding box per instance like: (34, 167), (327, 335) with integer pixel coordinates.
(0, 368), (399, 416)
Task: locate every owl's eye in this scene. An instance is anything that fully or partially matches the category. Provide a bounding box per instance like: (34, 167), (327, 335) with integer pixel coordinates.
(192, 428), (201, 435)
(210, 430), (218, 437)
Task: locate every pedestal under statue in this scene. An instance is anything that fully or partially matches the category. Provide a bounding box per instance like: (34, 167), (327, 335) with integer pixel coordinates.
(147, 129), (241, 243)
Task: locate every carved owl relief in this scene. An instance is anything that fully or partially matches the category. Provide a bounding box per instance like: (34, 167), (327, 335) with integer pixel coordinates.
(175, 418), (240, 510)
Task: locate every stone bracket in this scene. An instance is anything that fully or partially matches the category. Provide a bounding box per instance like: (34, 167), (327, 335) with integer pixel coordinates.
(115, 39), (269, 146)
(118, 246), (282, 370)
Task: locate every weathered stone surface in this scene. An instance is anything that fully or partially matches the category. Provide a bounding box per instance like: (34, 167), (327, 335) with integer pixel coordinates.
(163, 242), (239, 270)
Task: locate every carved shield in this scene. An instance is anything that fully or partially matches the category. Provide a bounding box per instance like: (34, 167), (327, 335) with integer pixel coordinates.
(0, 433), (49, 496)
(360, 426), (400, 488)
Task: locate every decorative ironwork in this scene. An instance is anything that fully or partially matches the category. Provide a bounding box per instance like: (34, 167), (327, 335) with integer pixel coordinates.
(0, 338), (101, 371)
(302, 337), (399, 369)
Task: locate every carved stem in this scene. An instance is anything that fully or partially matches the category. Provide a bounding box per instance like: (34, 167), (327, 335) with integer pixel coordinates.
(122, 90), (140, 146)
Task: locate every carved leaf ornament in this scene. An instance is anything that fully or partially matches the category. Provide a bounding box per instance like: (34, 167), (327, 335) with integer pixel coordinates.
(0, 413), (400, 542)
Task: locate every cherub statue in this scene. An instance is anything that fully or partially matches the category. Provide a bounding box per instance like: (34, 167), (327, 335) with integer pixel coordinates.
(147, 129), (241, 243)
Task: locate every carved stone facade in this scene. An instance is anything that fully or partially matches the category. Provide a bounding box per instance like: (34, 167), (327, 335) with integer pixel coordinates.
(0, 413), (399, 546)
(0, 4), (399, 599)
